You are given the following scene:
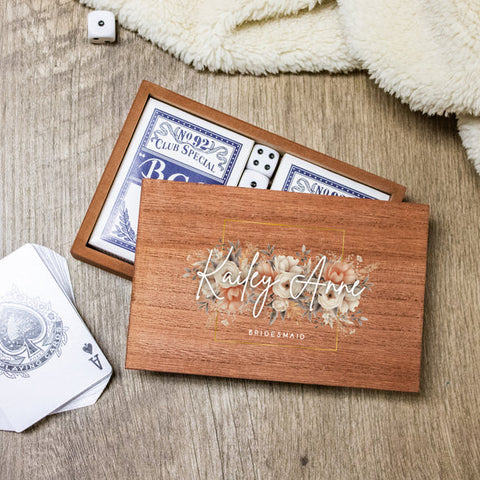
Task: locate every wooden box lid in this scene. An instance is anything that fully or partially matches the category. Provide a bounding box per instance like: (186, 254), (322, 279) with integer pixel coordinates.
(126, 180), (429, 392)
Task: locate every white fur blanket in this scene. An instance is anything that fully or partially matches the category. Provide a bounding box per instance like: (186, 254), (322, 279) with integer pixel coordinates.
(80, 0), (480, 174)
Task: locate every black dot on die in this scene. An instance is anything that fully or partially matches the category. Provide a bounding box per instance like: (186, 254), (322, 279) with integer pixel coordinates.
(257, 148), (263, 154)
(253, 160), (259, 166)
(98, 20), (105, 27)
(265, 165), (270, 170)
(269, 153), (275, 159)
(250, 181), (257, 188)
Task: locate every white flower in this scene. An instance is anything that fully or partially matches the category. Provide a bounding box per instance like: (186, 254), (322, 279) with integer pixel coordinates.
(198, 249), (222, 268)
(272, 298), (289, 312)
(201, 277), (218, 299)
(338, 292), (360, 314)
(273, 255), (303, 275)
(317, 284), (345, 311)
(322, 311), (336, 328)
(273, 272), (302, 298)
(210, 248), (223, 263)
(214, 261), (240, 288)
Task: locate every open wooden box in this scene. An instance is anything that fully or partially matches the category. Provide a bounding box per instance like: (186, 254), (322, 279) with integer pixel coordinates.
(72, 81), (406, 279)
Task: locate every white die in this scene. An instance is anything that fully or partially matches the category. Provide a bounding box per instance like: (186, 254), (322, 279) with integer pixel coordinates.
(238, 169), (269, 189)
(88, 11), (116, 44)
(246, 144), (280, 179)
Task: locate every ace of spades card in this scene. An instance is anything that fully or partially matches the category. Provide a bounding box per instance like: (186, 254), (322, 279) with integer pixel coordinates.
(0, 244), (112, 433)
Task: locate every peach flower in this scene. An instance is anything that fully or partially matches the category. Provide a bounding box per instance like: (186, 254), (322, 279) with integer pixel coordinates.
(219, 286), (243, 312)
(324, 262), (356, 284)
(254, 262), (277, 300)
(255, 262), (277, 288)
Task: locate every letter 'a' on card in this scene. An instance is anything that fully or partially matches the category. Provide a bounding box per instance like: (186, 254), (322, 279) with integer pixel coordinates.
(87, 98), (255, 263)
(270, 154), (391, 200)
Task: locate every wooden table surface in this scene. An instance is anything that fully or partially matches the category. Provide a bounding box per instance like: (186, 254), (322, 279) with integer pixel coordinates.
(1, 1), (479, 479)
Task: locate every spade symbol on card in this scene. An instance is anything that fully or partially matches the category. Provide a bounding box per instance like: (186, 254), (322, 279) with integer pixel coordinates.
(0, 304), (45, 357)
(82, 343), (93, 355)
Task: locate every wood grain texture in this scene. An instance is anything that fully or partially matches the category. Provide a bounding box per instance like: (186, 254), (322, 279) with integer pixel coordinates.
(1, 1), (479, 479)
(127, 181), (428, 392)
(71, 81), (405, 280)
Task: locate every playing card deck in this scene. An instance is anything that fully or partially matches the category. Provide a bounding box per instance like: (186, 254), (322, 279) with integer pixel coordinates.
(270, 154), (391, 200)
(88, 97), (255, 263)
(0, 244), (112, 433)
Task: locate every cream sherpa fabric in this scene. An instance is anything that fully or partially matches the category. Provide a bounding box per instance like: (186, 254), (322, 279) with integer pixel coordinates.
(80, 0), (358, 74)
(79, 0), (480, 174)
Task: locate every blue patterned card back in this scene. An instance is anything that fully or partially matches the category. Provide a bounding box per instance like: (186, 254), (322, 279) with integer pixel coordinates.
(88, 98), (254, 262)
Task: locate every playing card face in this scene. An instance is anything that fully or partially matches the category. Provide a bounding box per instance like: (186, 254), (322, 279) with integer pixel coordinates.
(270, 154), (391, 200)
(88, 97), (255, 263)
(0, 245), (112, 432)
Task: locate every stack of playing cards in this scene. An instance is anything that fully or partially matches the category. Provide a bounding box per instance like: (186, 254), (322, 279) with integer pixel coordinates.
(88, 97), (255, 263)
(271, 154), (390, 200)
(0, 244), (112, 433)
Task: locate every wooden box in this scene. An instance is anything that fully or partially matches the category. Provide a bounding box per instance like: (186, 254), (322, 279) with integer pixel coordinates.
(71, 81), (406, 279)
(126, 180), (429, 392)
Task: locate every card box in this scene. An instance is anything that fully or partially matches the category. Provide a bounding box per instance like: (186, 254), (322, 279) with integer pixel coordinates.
(126, 180), (429, 392)
(71, 81), (406, 279)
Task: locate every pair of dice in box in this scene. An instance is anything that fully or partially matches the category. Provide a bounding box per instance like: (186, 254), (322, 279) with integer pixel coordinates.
(239, 145), (279, 189)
